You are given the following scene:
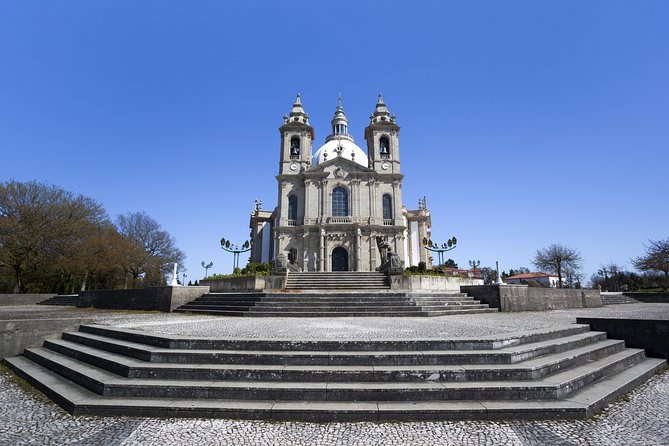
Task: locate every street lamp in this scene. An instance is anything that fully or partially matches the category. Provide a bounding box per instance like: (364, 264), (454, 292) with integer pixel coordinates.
(201, 261), (214, 279)
(220, 237), (253, 273)
(423, 236), (458, 266)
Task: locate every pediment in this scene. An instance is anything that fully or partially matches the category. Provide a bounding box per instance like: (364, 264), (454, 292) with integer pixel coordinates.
(306, 156), (372, 176)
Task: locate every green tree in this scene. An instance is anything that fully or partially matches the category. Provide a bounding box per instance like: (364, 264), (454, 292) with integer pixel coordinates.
(532, 244), (583, 289)
(442, 259), (458, 268)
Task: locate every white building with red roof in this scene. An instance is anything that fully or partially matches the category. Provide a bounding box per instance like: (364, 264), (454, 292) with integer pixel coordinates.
(504, 272), (562, 288)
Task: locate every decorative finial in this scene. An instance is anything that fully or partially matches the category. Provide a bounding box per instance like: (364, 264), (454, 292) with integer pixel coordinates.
(295, 93), (301, 104)
(378, 93), (383, 103)
(337, 93), (342, 107)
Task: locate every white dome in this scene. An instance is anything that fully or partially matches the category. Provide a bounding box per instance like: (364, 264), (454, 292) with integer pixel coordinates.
(312, 138), (368, 168)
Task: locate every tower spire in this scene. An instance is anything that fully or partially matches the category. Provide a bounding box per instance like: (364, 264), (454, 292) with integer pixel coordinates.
(326, 94), (353, 142)
(370, 92), (391, 123)
(287, 93), (309, 124)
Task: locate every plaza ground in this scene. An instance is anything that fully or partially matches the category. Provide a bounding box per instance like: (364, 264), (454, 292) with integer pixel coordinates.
(1, 303), (668, 445)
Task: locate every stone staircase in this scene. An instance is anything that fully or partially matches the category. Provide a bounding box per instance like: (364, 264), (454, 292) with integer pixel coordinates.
(174, 291), (498, 317)
(4, 324), (665, 421)
(285, 272), (390, 290)
(38, 294), (80, 306)
(601, 293), (639, 305)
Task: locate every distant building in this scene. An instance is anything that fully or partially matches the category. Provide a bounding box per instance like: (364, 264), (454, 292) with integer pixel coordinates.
(438, 267), (483, 279)
(504, 272), (562, 287)
(249, 94), (432, 272)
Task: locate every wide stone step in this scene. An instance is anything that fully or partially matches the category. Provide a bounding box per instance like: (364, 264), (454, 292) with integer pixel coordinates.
(178, 309), (498, 317)
(178, 306), (255, 312)
(76, 324), (592, 351)
(241, 305), (492, 313)
(5, 353), (665, 421)
(18, 346), (647, 401)
(5, 322), (666, 421)
(38, 295), (80, 306)
(42, 337), (625, 382)
(58, 330), (607, 366)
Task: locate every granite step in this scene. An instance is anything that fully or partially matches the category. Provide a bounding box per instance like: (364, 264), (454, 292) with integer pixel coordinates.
(76, 323), (592, 351)
(41, 337), (625, 382)
(57, 330), (607, 366)
(5, 354), (664, 421)
(18, 346), (648, 401)
(38, 295), (80, 306)
(4, 322), (665, 421)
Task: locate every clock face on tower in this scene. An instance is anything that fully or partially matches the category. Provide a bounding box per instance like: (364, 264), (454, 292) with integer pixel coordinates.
(381, 161), (390, 170)
(289, 162), (299, 171)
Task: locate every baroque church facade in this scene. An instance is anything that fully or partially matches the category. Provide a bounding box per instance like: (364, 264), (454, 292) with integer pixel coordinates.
(249, 94), (432, 272)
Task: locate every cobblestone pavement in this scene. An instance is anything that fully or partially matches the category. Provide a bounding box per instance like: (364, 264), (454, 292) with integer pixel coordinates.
(1, 303), (669, 445)
(105, 303), (669, 340)
(0, 366), (667, 446)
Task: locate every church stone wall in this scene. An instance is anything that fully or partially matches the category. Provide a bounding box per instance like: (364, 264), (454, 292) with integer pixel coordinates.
(250, 95), (434, 272)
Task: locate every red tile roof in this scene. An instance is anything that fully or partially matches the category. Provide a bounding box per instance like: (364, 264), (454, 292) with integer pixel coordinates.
(505, 272), (556, 280)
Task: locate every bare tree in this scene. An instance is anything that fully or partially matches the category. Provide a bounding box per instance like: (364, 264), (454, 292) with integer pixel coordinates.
(116, 211), (186, 288)
(632, 238), (669, 289)
(532, 244), (583, 288)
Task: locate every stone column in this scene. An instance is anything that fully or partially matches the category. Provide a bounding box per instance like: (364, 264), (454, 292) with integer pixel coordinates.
(320, 180), (329, 222)
(350, 180), (357, 218)
(304, 179), (311, 224)
(369, 233), (377, 271)
(368, 180), (376, 223)
(355, 228), (362, 271)
(319, 229), (326, 272)
(279, 181), (287, 225)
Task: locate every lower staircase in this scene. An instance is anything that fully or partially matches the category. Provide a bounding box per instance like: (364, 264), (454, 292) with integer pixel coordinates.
(4, 324), (665, 421)
(601, 293), (639, 305)
(38, 294), (80, 306)
(175, 291), (498, 317)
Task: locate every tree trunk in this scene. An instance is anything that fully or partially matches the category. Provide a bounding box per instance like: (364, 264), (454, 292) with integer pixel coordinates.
(13, 267), (22, 294)
(80, 271), (88, 292)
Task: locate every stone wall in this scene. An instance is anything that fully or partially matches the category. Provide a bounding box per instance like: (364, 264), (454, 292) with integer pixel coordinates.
(201, 276), (286, 292)
(390, 275), (483, 292)
(576, 317), (669, 359)
(623, 292), (669, 303)
(461, 285), (602, 312)
(78, 286), (209, 312)
(0, 294), (55, 306)
(1, 317), (95, 358)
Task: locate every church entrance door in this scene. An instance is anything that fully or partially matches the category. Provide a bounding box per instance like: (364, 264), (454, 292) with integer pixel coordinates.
(331, 247), (349, 272)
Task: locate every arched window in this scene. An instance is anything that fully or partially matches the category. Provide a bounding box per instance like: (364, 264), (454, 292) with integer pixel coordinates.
(382, 194), (393, 220)
(290, 137), (300, 156)
(379, 136), (390, 154)
(332, 187), (349, 217)
(288, 195), (298, 221)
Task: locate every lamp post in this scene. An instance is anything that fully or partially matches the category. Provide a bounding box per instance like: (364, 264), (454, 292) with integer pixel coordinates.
(468, 260), (481, 278)
(201, 261), (214, 279)
(422, 236), (457, 266)
(182, 273), (187, 286)
(220, 237), (253, 273)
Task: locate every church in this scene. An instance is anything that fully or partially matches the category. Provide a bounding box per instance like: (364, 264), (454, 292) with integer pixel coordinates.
(249, 94), (432, 272)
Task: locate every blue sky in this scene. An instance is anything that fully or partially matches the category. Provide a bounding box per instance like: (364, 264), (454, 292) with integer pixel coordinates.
(1, 1), (667, 283)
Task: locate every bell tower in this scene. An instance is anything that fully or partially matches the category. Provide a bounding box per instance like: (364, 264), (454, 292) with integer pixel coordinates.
(364, 94), (401, 174)
(279, 94), (314, 175)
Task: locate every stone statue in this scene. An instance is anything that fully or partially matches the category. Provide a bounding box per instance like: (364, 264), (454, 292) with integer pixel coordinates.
(375, 236), (403, 275)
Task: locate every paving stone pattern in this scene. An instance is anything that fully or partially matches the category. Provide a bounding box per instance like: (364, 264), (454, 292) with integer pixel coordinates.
(2, 303), (669, 445)
(1, 367), (667, 445)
